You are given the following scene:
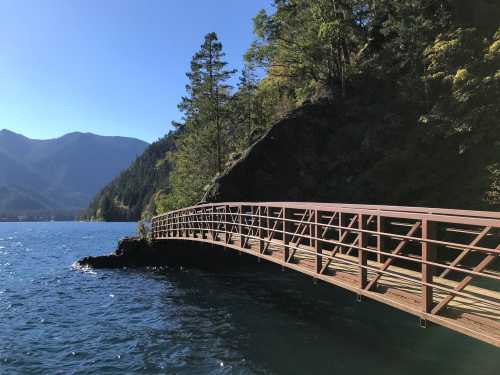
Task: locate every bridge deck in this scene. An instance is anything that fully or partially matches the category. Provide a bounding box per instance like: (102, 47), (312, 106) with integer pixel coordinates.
(152, 202), (500, 347)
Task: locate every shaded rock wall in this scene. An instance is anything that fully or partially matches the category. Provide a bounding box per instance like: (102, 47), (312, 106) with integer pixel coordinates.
(202, 99), (497, 210)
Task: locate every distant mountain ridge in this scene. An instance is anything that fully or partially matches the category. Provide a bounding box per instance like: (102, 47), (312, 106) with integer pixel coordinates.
(0, 129), (148, 219)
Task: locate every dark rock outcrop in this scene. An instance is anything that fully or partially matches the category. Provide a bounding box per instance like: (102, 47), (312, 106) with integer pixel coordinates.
(77, 237), (157, 268)
(202, 99), (497, 211)
(202, 102), (339, 203)
(77, 236), (255, 269)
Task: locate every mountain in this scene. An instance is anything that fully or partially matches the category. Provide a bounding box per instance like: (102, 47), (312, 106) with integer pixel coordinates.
(0, 129), (148, 219)
(83, 132), (175, 221)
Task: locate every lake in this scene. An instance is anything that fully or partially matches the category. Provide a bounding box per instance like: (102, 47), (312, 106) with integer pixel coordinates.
(0, 222), (497, 374)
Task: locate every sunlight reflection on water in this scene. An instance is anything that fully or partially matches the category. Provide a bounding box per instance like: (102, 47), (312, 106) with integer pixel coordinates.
(0, 222), (497, 375)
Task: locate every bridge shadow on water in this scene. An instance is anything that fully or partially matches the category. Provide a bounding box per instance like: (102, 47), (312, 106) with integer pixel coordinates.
(125, 242), (498, 375)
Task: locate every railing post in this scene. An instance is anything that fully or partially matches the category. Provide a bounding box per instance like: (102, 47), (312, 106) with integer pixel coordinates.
(165, 216), (168, 238)
(170, 214), (173, 237)
(171, 214), (174, 238)
(180, 212), (183, 237)
(189, 209), (193, 238)
(250, 205), (254, 246)
(377, 215), (387, 263)
(266, 207), (270, 243)
(422, 219), (437, 313)
(224, 205), (229, 244)
(179, 212), (182, 237)
(162, 217), (165, 238)
(315, 209), (323, 274)
(338, 212), (343, 254)
(198, 209), (204, 239)
(179, 211), (186, 237)
(170, 213), (175, 237)
(309, 210), (313, 248)
(215, 206), (220, 242)
(177, 212), (180, 238)
(189, 211), (193, 238)
(359, 213), (368, 289)
(239, 205), (244, 248)
(258, 206), (265, 254)
(211, 208), (215, 241)
(178, 212), (182, 237)
(283, 207), (291, 263)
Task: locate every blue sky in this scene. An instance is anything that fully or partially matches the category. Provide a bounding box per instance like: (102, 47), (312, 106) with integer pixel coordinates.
(0, 0), (272, 143)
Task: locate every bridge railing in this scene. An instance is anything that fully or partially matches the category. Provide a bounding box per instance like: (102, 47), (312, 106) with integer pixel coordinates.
(151, 202), (500, 319)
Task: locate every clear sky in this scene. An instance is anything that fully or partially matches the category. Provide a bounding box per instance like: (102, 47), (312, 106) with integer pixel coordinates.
(0, 0), (272, 143)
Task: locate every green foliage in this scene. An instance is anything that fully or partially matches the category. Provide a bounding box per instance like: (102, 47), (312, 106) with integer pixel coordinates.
(246, 0), (370, 100)
(136, 220), (149, 240)
(485, 163), (500, 205)
(160, 33), (238, 210)
(89, 0), (500, 218)
(84, 133), (175, 221)
(178, 32), (236, 173)
(422, 27), (500, 145)
(161, 0), (500, 212)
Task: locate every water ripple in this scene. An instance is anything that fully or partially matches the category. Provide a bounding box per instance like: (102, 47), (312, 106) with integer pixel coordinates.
(0, 222), (497, 375)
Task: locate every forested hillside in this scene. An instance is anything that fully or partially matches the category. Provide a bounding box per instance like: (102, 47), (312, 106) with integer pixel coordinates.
(84, 133), (175, 221)
(88, 0), (500, 220)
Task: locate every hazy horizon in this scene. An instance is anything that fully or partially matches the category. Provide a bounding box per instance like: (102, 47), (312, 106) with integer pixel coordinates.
(0, 127), (151, 143)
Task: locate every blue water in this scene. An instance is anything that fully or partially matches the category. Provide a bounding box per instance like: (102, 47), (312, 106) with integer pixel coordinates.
(0, 222), (498, 374)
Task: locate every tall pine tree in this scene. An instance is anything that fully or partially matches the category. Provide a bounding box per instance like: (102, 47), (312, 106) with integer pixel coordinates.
(159, 33), (236, 210)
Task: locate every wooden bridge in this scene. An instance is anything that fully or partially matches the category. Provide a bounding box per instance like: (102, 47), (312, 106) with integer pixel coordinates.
(151, 202), (500, 347)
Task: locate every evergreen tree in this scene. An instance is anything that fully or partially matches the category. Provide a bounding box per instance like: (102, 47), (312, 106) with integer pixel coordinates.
(161, 32), (236, 210)
(178, 32), (236, 173)
(245, 0), (370, 100)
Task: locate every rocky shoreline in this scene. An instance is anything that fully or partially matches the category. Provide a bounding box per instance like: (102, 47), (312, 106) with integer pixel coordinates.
(77, 237), (162, 268)
(77, 236), (255, 269)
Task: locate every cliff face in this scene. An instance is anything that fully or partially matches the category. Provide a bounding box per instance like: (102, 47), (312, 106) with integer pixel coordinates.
(203, 99), (498, 211)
